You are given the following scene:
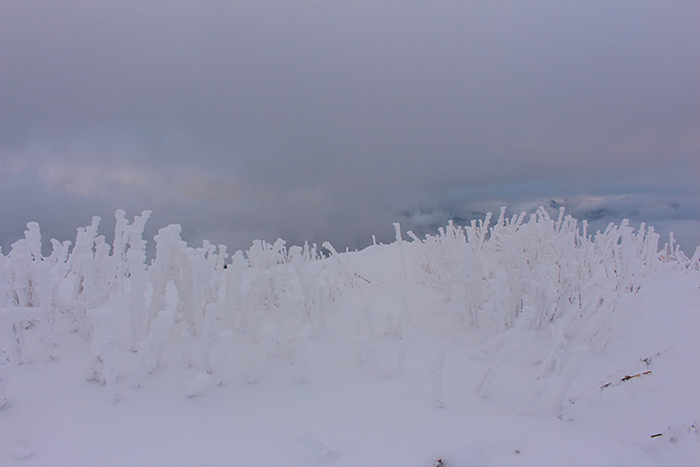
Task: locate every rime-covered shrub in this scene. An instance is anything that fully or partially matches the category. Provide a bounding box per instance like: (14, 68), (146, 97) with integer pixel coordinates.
(86, 307), (120, 401)
(409, 207), (659, 333)
(406, 207), (664, 415)
(0, 207), (690, 409)
(4, 222), (47, 308)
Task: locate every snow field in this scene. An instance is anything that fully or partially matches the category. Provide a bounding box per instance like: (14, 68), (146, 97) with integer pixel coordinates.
(0, 208), (698, 466)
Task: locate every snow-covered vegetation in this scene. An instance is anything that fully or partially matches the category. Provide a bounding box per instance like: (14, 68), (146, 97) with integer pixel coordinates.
(1, 208), (698, 466)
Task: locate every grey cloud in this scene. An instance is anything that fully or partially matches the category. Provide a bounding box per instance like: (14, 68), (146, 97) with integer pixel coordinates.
(1, 1), (698, 255)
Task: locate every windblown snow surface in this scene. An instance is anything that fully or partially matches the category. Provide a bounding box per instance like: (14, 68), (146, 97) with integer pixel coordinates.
(0, 208), (698, 467)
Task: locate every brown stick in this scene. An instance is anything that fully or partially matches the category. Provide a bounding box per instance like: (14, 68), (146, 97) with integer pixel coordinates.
(601, 370), (652, 389)
(621, 370), (652, 382)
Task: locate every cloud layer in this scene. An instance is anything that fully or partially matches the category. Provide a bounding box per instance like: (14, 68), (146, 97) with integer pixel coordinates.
(1, 1), (698, 253)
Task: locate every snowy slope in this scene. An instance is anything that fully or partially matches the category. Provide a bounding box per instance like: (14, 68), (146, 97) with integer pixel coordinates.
(0, 210), (698, 467)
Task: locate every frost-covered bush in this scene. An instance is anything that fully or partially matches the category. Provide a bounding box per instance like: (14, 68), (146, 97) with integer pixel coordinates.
(0, 207), (690, 411)
(407, 207), (663, 415)
(86, 307), (120, 401)
(0, 224), (57, 362)
(148, 224), (229, 339)
(409, 207), (659, 333)
(3, 222), (49, 308)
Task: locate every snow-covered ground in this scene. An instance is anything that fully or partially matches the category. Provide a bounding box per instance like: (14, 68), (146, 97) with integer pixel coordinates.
(1, 210), (698, 466)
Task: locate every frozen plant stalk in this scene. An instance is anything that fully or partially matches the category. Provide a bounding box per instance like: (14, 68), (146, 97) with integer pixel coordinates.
(0, 350), (8, 408)
(394, 222), (407, 280)
(86, 307), (120, 401)
(432, 349), (446, 408)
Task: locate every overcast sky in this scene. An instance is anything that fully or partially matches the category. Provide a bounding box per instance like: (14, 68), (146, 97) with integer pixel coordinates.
(1, 0), (699, 255)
